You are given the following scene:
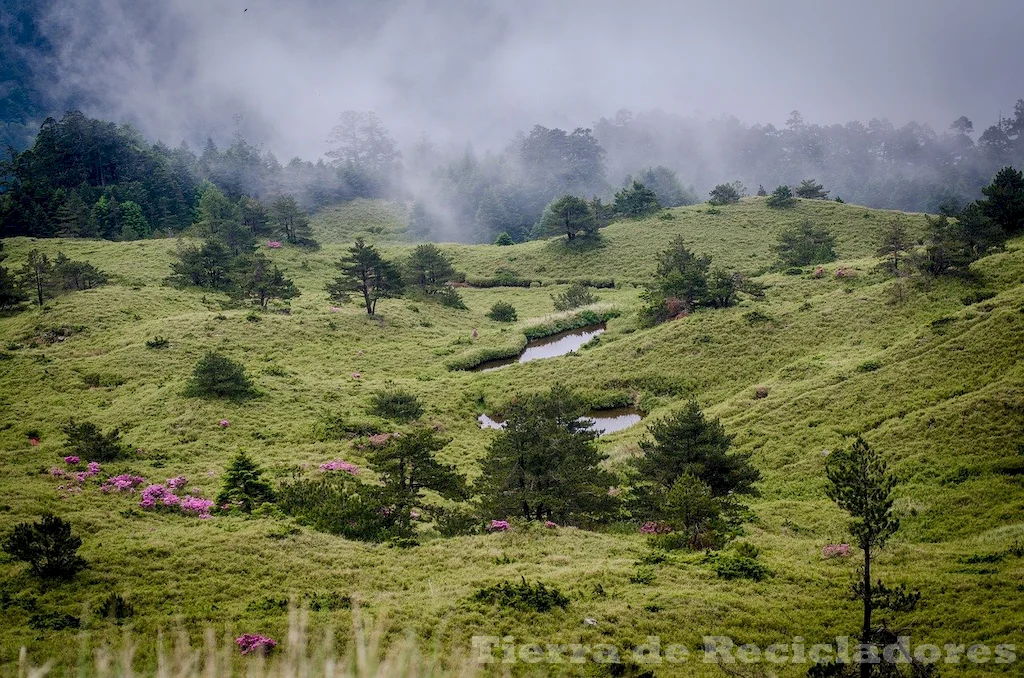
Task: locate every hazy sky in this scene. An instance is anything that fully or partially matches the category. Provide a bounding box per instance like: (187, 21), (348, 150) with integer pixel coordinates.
(32, 0), (1024, 157)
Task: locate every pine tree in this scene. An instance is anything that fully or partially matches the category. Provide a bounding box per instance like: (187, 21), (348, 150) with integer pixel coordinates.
(270, 195), (311, 244)
(197, 185), (250, 255)
(765, 185), (796, 208)
(476, 385), (616, 524)
(240, 197), (272, 237)
(217, 452), (275, 512)
(795, 178), (829, 199)
(634, 400), (759, 498)
(327, 238), (403, 315)
(825, 437), (902, 677)
(980, 166), (1024, 234)
(774, 219), (837, 266)
(243, 252), (298, 308)
(18, 249), (56, 306)
(404, 243), (456, 294)
(368, 428), (468, 534)
(538, 195), (596, 241)
(708, 184), (740, 205)
(876, 219), (913, 273)
(613, 181), (661, 217)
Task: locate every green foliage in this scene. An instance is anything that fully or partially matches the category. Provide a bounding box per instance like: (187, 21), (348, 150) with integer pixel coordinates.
(368, 386), (424, 422)
(434, 287), (467, 309)
(277, 475), (396, 542)
(196, 185), (251, 256)
(96, 593), (134, 624)
(913, 214), (975, 276)
(627, 167), (697, 207)
(640, 236), (710, 323)
(708, 183), (740, 206)
(0, 242), (27, 310)
(538, 195), (597, 241)
(326, 238), (403, 315)
(774, 219), (837, 267)
(242, 252), (299, 309)
(476, 385), (617, 524)
(2, 514), (86, 579)
(765, 185), (796, 208)
(471, 578), (570, 612)
(16, 249), (108, 306)
(62, 419), (131, 461)
(980, 166), (1024, 234)
(552, 281), (597, 311)
(167, 239), (238, 291)
(713, 555), (770, 581)
(270, 195), (312, 244)
(404, 244), (456, 293)
(613, 181), (661, 218)
(493, 232), (515, 246)
(826, 437), (898, 552)
(368, 428), (469, 534)
(876, 219), (913, 273)
(184, 351), (255, 399)
(486, 301), (518, 322)
(635, 400), (759, 497)
(216, 452), (276, 512)
(432, 506), (481, 537)
(795, 178), (829, 199)
(29, 610), (81, 631)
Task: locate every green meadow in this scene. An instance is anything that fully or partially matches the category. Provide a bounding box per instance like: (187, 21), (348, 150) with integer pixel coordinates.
(1, 197), (1022, 676)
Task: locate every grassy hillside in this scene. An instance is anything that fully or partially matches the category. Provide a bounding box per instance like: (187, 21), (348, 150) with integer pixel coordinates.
(1, 198), (1022, 676)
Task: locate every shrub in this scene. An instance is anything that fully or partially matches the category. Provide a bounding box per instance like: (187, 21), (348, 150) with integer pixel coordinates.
(471, 577), (569, 612)
(62, 419), (131, 461)
(216, 452), (275, 512)
(81, 372), (125, 388)
(185, 351), (254, 399)
(774, 220), (837, 267)
(494, 232), (514, 246)
(97, 593), (134, 623)
(314, 413), (382, 441)
(629, 566), (656, 585)
(961, 289), (996, 306)
(708, 184), (740, 206)
(433, 506), (481, 537)
(434, 287), (467, 309)
(29, 611), (81, 630)
(856, 360), (882, 373)
(368, 386), (424, 422)
(277, 476), (398, 542)
(552, 282), (597, 311)
(713, 555), (770, 581)
(145, 336), (170, 349)
(765, 185), (796, 208)
(487, 301), (518, 322)
(2, 514), (87, 579)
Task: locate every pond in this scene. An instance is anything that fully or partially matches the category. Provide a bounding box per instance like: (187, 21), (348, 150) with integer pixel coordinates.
(478, 407), (643, 436)
(472, 325), (606, 372)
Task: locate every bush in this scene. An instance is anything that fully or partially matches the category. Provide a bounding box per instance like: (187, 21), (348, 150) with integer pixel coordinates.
(552, 282), (597, 311)
(713, 555), (770, 581)
(494, 232), (514, 246)
(96, 593), (134, 623)
(2, 514), (87, 579)
(277, 476), (399, 542)
(62, 419), (131, 461)
(487, 301), (518, 322)
(434, 287), (467, 309)
(145, 336), (170, 349)
(216, 452), (275, 512)
(708, 183), (741, 205)
(368, 387), (424, 422)
(29, 611), (81, 630)
(185, 351), (254, 399)
(433, 506), (481, 537)
(471, 577), (570, 612)
(774, 220), (837, 267)
(765, 185), (796, 208)
(314, 413), (382, 441)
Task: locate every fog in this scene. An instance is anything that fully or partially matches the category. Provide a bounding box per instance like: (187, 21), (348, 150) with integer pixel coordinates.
(33, 0), (1024, 158)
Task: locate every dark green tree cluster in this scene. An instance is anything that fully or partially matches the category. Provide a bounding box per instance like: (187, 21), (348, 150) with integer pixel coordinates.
(2, 514), (87, 579)
(765, 184), (797, 208)
(795, 178), (830, 199)
(552, 281), (597, 311)
(774, 219), (838, 267)
(641, 236), (761, 323)
(708, 183), (742, 205)
(184, 351), (255, 399)
(0, 242), (25, 310)
(535, 195), (601, 241)
(327, 238), (404, 315)
(625, 167), (698, 208)
(9, 249), (107, 308)
(613, 181), (661, 217)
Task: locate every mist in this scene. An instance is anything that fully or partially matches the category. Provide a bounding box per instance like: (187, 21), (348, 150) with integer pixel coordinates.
(31, 0), (1024, 158)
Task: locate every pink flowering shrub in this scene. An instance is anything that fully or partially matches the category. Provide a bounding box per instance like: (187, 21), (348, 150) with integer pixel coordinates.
(266, 240), (282, 249)
(167, 475), (188, 489)
(813, 266), (825, 278)
(219, 419), (230, 428)
(101, 474), (146, 493)
(180, 496), (215, 518)
(489, 520), (511, 532)
(50, 467), (66, 478)
(329, 306), (343, 313)
(319, 460), (360, 475)
(29, 437), (40, 446)
(87, 462), (101, 475)
(822, 543), (851, 559)
(63, 456), (80, 465)
(236, 633), (277, 655)
(544, 521), (558, 529)
(640, 521), (672, 535)
(351, 372), (361, 379)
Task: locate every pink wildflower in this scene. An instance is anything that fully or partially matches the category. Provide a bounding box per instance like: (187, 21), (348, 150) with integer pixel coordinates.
(640, 521), (671, 535)
(236, 633), (277, 655)
(29, 438), (40, 446)
(410, 510), (421, 520)
(266, 240), (282, 249)
(544, 520), (558, 529)
(489, 520), (511, 532)
(50, 467), (66, 478)
(219, 419), (230, 428)
(352, 372), (361, 379)
(180, 496), (215, 518)
(329, 306), (343, 313)
(822, 543), (851, 559)
(63, 456), (80, 465)
(101, 474), (146, 493)
(319, 460), (360, 475)
(167, 475), (188, 489)
(86, 462), (101, 476)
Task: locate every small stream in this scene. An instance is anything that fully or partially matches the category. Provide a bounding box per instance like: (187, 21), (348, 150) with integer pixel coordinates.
(478, 407), (642, 436)
(472, 325), (605, 372)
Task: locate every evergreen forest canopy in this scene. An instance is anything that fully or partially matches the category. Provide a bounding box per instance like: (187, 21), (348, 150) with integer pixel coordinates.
(2, 100), (1024, 245)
